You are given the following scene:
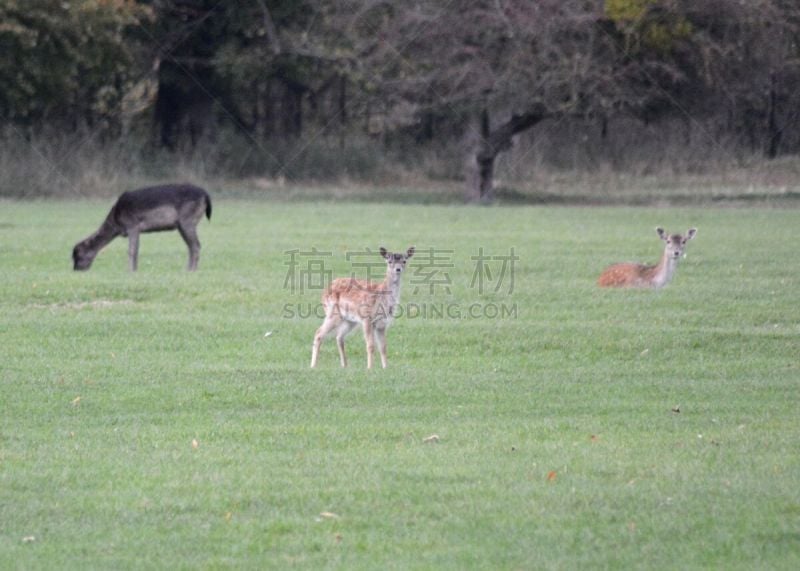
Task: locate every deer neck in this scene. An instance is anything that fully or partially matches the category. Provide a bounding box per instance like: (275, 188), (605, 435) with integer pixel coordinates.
(85, 217), (122, 251)
(382, 270), (404, 306)
(651, 249), (678, 288)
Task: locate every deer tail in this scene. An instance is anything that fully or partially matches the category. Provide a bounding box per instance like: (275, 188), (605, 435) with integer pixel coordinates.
(205, 193), (212, 220)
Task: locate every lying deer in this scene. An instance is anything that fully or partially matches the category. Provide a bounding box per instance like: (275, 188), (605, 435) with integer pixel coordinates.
(72, 184), (212, 271)
(598, 227), (697, 289)
(311, 246), (415, 369)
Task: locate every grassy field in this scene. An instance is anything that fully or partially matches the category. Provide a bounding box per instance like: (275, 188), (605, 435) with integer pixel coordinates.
(1, 198), (799, 569)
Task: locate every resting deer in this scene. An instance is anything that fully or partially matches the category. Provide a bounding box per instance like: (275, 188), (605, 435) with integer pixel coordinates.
(598, 227), (697, 289)
(311, 246), (415, 369)
(72, 184), (211, 272)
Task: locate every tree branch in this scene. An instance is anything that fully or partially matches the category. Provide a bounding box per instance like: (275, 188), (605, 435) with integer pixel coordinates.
(255, 0), (281, 55)
(478, 104), (549, 161)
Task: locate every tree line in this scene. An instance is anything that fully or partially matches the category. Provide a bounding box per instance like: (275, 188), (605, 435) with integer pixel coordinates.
(3, 0), (800, 201)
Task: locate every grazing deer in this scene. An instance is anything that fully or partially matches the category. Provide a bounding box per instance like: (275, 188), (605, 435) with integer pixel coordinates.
(72, 184), (211, 272)
(311, 246), (415, 369)
(598, 227), (697, 289)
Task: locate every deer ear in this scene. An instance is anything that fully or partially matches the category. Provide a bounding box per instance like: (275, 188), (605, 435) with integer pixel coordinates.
(656, 227), (667, 240)
(406, 246), (415, 258)
(379, 247), (388, 259)
(686, 228), (697, 240)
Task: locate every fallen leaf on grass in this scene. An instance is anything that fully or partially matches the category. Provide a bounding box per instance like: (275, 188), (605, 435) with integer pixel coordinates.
(590, 434), (599, 443)
(319, 511), (339, 520)
(191, 439), (199, 450)
(547, 471), (557, 482)
(71, 396), (81, 406)
(422, 434), (440, 444)
(264, 331), (273, 338)
(671, 405), (681, 413)
(22, 536), (35, 543)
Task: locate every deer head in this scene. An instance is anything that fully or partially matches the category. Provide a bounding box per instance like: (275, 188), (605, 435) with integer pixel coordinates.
(657, 227), (696, 259)
(380, 246), (415, 279)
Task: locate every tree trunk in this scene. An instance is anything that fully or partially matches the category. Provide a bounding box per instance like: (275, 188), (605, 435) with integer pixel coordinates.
(465, 109), (491, 203)
(154, 60), (214, 149)
(464, 105), (548, 203)
(767, 72), (781, 159)
(263, 77), (275, 138)
(338, 74), (348, 126)
(281, 82), (305, 137)
(338, 74), (347, 146)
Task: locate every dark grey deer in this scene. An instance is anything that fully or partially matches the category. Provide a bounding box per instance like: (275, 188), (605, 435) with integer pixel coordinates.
(72, 184), (212, 271)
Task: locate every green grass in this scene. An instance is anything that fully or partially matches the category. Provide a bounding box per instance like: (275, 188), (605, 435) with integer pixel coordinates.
(1, 199), (799, 569)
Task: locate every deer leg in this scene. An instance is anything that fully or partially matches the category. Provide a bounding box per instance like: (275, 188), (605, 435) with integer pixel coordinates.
(335, 320), (357, 367)
(362, 320), (375, 369)
(177, 223), (201, 271)
(311, 313), (340, 368)
(127, 230), (140, 272)
(374, 326), (388, 369)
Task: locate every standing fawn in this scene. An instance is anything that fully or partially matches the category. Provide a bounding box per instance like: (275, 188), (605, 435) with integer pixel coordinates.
(598, 227), (697, 289)
(311, 246), (415, 369)
(72, 184), (211, 272)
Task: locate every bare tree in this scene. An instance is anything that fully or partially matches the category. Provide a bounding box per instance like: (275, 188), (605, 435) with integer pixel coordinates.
(336, 1), (663, 201)
(331, 0), (800, 199)
(682, 0), (800, 157)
